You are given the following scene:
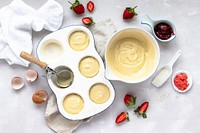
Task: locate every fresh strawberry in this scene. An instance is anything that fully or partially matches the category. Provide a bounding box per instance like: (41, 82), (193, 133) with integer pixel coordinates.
(87, 1), (94, 12)
(124, 94), (136, 107)
(134, 102), (149, 118)
(115, 112), (129, 124)
(123, 6), (137, 19)
(82, 17), (94, 26)
(68, 0), (85, 14)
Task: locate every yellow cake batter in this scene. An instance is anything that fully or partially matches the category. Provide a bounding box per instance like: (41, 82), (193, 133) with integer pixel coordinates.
(63, 94), (84, 114)
(89, 83), (110, 104)
(69, 31), (90, 51)
(106, 36), (156, 81)
(79, 57), (100, 78)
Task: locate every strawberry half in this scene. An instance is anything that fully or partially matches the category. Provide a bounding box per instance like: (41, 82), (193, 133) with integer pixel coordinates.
(115, 112), (129, 124)
(82, 17), (94, 26)
(134, 102), (149, 118)
(87, 1), (94, 12)
(68, 0), (85, 14)
(123, 6), (137, 19)
(124, 94), (136, 107)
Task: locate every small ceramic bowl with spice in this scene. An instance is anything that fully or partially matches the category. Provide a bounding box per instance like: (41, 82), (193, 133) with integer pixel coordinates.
(172, 70), (192, 93)
(141, 15), (176, 42)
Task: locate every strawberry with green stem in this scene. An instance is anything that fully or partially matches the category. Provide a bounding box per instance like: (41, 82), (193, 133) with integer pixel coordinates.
(124, 94), (136, 107)
(115, 112), (129, 124)
(68, 0), (85, 14)
(134, 102), (149, 118)
(82, 17), (94, 26)
(123, 6), (137, 19)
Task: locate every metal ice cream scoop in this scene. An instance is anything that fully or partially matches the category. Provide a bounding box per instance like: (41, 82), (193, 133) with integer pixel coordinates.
(20, 51), (73, 87)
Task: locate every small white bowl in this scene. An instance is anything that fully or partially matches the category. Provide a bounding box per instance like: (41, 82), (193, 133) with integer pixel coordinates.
(141, 15), (176, 43)
(172, 70), (192, 93)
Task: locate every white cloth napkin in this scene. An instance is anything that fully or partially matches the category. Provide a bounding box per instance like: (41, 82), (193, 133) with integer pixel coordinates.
(45, 19), (117, 133)
(0, 0), (63, 67)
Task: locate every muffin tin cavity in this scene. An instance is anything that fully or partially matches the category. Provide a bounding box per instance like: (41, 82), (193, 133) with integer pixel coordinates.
(39, 39), (64, 64)
(69, 30), (90, 51)
(63, 93), (84, 114)
(51, 66), (74, 88)
(79, 56), (100, 78)
(37, 26), (115, 120)
(89, 83), (110, 104)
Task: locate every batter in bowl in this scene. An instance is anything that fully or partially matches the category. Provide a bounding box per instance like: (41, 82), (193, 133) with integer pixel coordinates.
(106, 35), (156, 81)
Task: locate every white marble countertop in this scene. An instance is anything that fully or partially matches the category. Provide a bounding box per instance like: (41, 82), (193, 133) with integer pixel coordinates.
(0, 0), (200, 133)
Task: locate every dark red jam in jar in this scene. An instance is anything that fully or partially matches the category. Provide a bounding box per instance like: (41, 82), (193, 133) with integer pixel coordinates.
(154, 22), (174, 40)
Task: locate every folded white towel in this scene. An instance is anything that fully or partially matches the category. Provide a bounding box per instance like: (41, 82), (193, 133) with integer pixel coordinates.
(0, 0), (63, 67)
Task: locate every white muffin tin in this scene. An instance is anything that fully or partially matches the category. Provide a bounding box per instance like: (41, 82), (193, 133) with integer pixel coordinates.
(36, 26), (115, 120)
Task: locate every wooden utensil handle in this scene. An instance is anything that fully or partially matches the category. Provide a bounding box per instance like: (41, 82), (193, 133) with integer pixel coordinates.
(20, 51), (47, 69)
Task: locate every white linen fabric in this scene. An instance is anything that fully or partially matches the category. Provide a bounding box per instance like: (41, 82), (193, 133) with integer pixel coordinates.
(45, 19), (117, 133)
(0, 0), (63, 67)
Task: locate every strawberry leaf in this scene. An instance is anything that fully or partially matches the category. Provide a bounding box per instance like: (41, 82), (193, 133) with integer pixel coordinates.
(68, 0), (81, 10)
(126, 7), (131, 10)
(126, 112), (130, 121)
(134, 107), (139, 113)
(88, 21), (94, 26)
(142, 113), (147, 118)
(74, 0), (80, 7)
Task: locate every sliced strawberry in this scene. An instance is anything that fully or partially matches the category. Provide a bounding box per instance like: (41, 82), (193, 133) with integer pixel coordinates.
(115, 112), (129, 124)
(68, 0), (85, 14)
(124, 94), (136, 107)
(134, 102), (149, 118)
(123, 6), (137, 19)
(82, 17), (94, 26)
(87, 1), (94, 12)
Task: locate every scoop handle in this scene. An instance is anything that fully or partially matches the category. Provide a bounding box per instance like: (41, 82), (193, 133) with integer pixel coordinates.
(141, 15), (154, 27)
(168, 50), (182, 67)
(20, 51), (47, 69)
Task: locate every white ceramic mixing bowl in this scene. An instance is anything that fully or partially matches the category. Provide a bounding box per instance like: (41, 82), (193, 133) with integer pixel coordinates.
(105, 27), (160, 83)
